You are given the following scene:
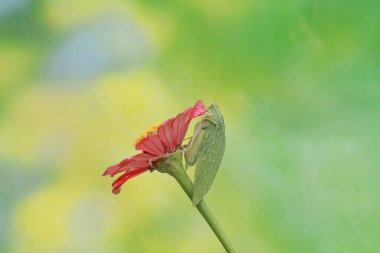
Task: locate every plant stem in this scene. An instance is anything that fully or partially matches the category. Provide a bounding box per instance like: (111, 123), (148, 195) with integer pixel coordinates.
(170, 167), (236, 253)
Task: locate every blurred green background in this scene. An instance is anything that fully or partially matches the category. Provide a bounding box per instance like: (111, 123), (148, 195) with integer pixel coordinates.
(0, 0), (379, 252)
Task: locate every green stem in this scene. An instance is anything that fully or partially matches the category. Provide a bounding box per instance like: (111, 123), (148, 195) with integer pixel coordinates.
(170, 167), (236, 253)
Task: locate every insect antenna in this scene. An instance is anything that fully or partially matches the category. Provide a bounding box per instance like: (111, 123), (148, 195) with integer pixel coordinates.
(213, 26), (234, 103)
(214, 97), (233, 104)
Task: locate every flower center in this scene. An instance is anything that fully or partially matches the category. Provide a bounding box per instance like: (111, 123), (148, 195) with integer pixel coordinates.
(134, 122), (161, 146)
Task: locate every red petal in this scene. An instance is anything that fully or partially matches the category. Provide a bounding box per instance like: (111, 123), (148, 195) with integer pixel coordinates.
(103, 164), (120, 176)
(111, 167), (149, 194)
(128, 152), (158, 161)
(157, 120), (175, 152)
(118, 161), (149, 173)
(172, 112), (188, 147)
(103, 152), (158, 177)
(104, 162), (149, 177)
(135, 134), (165, 156)
(171, 100), (207, 147)
(187, 100), (207, 122)
(157, 100), (206, 151)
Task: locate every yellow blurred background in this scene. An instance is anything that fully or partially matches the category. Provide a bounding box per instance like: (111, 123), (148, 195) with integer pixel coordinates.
(1, 0), (379, 252)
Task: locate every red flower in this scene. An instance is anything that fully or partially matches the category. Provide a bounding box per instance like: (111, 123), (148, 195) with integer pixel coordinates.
(103, 100), (207, 194)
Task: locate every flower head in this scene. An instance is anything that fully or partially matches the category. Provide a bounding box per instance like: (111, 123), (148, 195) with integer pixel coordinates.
(103, 100), (207, 194)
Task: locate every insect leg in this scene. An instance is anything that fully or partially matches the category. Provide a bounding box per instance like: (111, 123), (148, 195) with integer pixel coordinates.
(184, 121), (206, 167)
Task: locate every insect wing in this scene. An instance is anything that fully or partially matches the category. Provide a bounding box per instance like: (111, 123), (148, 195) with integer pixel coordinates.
(193, 103), (225, 205)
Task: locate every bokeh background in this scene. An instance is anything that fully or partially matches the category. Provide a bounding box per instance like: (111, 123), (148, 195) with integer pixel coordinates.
(1, 0), (379, 252)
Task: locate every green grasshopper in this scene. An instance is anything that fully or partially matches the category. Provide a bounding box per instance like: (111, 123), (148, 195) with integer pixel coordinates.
(184, 103), (225, 205)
